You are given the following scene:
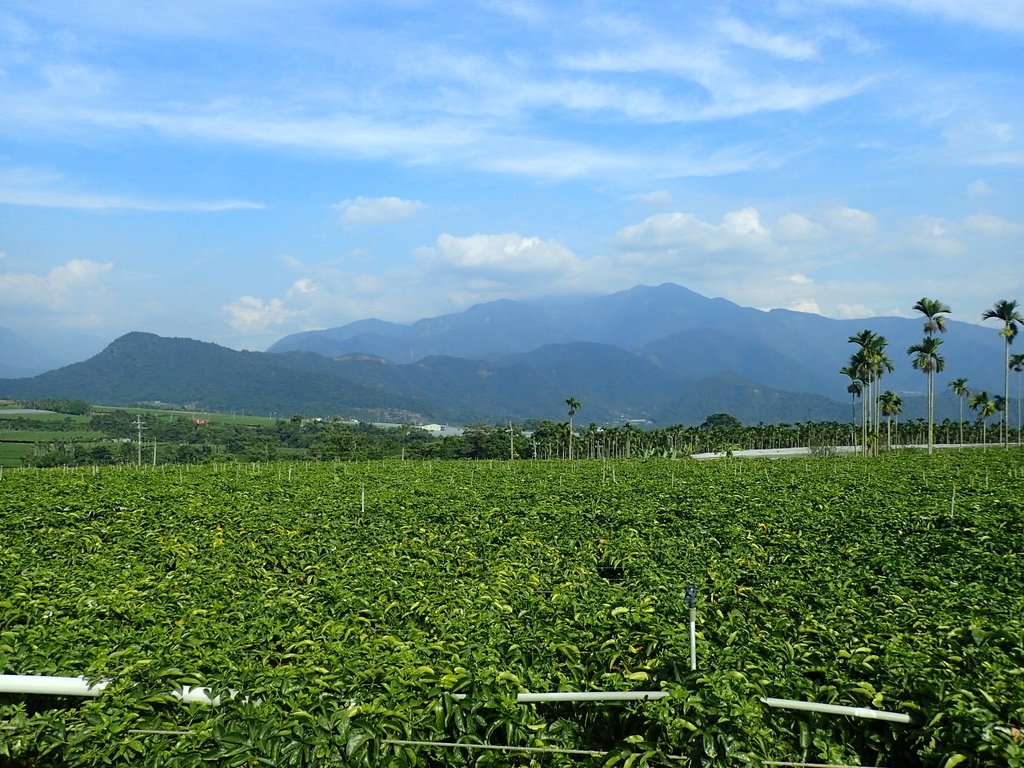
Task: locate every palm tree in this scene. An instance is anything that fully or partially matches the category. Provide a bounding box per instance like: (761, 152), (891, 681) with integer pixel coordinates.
(839, 364), (863, 449)
(848, 331), (894, 455)
(1010, 354), (1024, 446)
(969, 390), (997, 448)
(879, 390), (903, 450)
(913, 297), (952, 337)
(907, 336), (945, 453)
(982, 299), (1023, 447)
(848, 348), (872, 453)
(911, 298), (951, 452)
(565, 397), (581, 460)
(947, 378), (970, 447)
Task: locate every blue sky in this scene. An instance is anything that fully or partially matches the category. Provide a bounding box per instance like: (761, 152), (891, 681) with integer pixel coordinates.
(1, 0), (1022, 356)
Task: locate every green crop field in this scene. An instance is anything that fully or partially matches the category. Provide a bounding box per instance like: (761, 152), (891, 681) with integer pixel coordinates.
(0, 430), (106, 443)
(1, 452), (1023, 767)
(0, 410), (92, 425)
(102, 406), (278, 427)
(0, 443), (34, 467)
(0, 431), (107, 468)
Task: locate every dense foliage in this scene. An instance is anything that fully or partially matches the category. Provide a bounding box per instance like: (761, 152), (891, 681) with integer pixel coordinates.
(2, 451), (1023, 766)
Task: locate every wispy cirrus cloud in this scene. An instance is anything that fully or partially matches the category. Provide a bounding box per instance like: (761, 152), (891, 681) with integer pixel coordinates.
(0, 187), (263, 211)
(716, 17), (822, 60)
(0, 164), (263, 211)
(812, 0), (1024, 32)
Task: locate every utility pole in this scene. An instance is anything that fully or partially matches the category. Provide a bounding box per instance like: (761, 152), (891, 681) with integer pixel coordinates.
(134, 415), (145, 467)
(509, 421), (515, 461)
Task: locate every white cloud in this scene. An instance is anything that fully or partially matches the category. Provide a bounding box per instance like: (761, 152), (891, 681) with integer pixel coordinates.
(909, 215), (962, 255)
(479, 0), (546, 23)
(616, 207), (772, 253)
(0, 164), (263, 211)
(636, 190), (675, 207)
(836, 302), (875, 319)
(776, 213), (825, 241)
(824, 206), (878, 237)
(0, 258), (113, 313)
(222, 295), (296, 333)
(943, 120), (1023, 166)
(280, 254), (305, 270)
(424, 233), (583, 274)
(964, 213), (1022, 236)
(562, 36), (868, 121)
(787, 298), (822, 313)
(945, 120), (1014, 145)
(333, 196), (427, 224)
(885, 0), (1024, 31)
(289, 278), (319, 295)
(0, 188), (264, 211)
(717, 17), (821, 60)
(786, 273), (814, 285)
(967, 180), (994, 197)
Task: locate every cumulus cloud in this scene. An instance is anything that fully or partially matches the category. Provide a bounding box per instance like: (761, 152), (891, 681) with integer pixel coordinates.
(909, 215), (962, 255)
(221, 277), (327, 333)
(786, 299), (822, 314)
(824, 206), (878, 237)
(222, 296), (296, 333)
(333, 196), (427, 224)
(0, 259), (113, 310)
(786, 273), (814, 285)
(616, 207), (772, 253)
(289, 277), (319, 295)
(423, 233), (582, 273)
(837, 302), (876, 318)
(776, 213), (825, 241)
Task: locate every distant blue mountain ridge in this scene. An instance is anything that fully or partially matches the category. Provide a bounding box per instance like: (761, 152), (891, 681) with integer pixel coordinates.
(0, 284), (1010, 425)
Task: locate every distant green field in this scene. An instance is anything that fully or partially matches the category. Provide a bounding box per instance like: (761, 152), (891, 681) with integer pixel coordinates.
(101, 406), (277, 426)
(0, 410), (92, 425)
(0, 429), (105, 442)
(0, 430), (106, 467)
(0, 442), (33, 466)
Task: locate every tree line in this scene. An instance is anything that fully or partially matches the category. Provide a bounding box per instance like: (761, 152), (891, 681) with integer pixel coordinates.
(841, 297), (1023, 455)
(7, 407), (1019, 468)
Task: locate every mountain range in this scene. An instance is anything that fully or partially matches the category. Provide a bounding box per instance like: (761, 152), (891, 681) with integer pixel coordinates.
(0, 284), (1011, 425)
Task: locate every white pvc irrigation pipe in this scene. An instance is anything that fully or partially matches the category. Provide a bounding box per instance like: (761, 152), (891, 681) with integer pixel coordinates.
(689, 605), (697, 671)
(761, 697), (912, 724)
(447, 691), (911, 724)
(452, 690), (669, 703)
(0, 675), (228, 705)
(0, 676), (911, 724)
(0, 675), (108, 697)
